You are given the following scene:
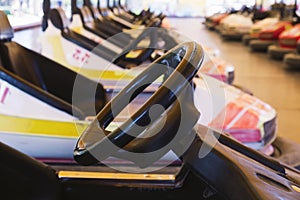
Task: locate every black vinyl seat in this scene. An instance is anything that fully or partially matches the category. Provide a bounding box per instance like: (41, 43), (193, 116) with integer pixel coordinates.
(73, 1), (163, 47)
(98, 0), (159, 27)
(77, 5), (132, 48)
(49, 8), (126, 65)
(0, 11), (107, 119)
(107, 0), (135, 22)
(110, 5), (135, 23)
(98, 7), (133, 30)
(90, 5), (126, 33)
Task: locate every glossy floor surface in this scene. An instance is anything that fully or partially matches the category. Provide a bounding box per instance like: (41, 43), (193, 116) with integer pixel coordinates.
(13, 17), (300, 144)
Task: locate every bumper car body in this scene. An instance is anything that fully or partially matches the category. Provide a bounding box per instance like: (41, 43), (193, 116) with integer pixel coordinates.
(250, 21), (292, 52)
(242, 17), (279, 45)
(268, 24), (300, 60)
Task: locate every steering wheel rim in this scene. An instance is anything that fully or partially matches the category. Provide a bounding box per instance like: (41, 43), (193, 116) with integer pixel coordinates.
(113, 18), (161, 67)
(74, 41), (204, 166)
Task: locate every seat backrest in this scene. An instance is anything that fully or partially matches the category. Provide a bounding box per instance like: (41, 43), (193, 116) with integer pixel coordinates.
(0, 10), (46, 90)
(0, 41), (107, 117)
(79, 6), (94, 24)
(0, 42), (48, 90)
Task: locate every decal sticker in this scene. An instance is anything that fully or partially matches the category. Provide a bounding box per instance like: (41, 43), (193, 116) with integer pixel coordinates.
(0, 83), (10, 104)
(72, 48), (91, 64)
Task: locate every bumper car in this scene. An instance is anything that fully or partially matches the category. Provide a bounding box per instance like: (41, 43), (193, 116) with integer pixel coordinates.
(2, 41), (300, 200)
(249, 20), (293, 52)
(242, 17), (279, 46)
(0, 10), (278, 159)
(283, 39), (300, 69)
(203, 12), (229, 30)
(268, 23), (300, 60)
(200, 54), (235, 84)
(218, 13), (253, 40)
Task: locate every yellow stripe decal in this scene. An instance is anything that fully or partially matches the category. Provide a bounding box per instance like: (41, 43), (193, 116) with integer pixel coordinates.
(71, 68), (137, 80)
(0, 114), (88, 138)
(58, 170), (175, 181)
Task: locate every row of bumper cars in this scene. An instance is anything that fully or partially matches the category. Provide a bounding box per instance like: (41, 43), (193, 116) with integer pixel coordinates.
(0, 9), (277, 161)
(107, 0), (143, 23)
(1, 2), (300, 198)
(41, 6), (160, 86)
(97, 0), (160, 30)
(204, 4), (277, 41)
(75, 5), (162, 55)
(76, 5), (134, 48)
(203, 3), (300, 169)
(42, 6), (234, 89)
(133, 16), (279, 156)
(206, 2), (297, 48)
(249, 3), (299, 52)
(239, 2), (300, 70)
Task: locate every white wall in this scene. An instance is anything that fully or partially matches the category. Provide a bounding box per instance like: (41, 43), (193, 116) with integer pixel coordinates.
(126, 0), (298, 17)
(127, 0), (206, 16)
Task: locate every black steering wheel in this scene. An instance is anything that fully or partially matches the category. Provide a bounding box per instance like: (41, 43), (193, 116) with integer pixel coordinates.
(74, 41), (204, 166)
(112, 17), (162, 67)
